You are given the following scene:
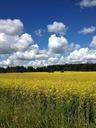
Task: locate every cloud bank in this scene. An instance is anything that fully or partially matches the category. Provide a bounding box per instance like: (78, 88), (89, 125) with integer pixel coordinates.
(0, 19), (96, 67)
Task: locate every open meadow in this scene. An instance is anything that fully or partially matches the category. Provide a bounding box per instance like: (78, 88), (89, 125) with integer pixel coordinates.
(0, 72), (96, 128)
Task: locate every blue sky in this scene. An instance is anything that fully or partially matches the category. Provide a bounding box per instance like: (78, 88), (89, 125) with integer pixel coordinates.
(0, 0), (95, 47)
(0, 0), (96, 67)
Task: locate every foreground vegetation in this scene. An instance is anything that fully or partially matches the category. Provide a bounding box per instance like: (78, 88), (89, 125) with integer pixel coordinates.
(0, 72), (96, 128)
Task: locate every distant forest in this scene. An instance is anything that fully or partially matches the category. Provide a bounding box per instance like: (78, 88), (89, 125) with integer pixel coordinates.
(1, 64), (96, 73)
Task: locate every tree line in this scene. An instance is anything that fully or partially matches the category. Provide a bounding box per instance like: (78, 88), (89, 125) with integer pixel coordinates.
(1, 63), (96, 73)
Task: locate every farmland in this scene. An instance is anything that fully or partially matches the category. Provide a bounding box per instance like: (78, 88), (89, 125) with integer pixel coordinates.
(0, 72), (96, 128)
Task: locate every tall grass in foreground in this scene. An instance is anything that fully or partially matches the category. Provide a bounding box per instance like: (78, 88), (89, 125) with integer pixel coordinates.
(0, 72), (96, 128)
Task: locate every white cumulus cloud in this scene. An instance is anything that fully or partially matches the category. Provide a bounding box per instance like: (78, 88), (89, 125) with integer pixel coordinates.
(35, 28), (45, 37)
(0, 19), (35, 54)
(80, 0), (96, 8)
(0, 33), (34, 54)
(48, 34), (68, 53)
(0, 19), (23, 35)
(47, 21), (67, 35)
(79, 26), (96, 34)
(48, 57), (59, 65)
(66, 48), (96, 64)
(12, 33), (33, 51)
(90, 35), (96, 47)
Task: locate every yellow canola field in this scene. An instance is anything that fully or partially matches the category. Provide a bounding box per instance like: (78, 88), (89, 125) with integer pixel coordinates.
(1, 72), (96, 128)
(0, 72), (96, 97)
